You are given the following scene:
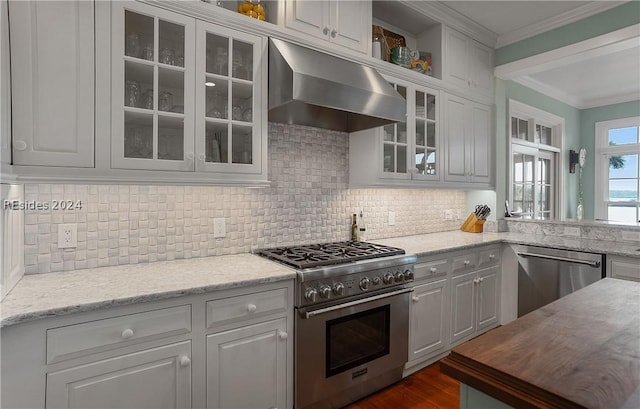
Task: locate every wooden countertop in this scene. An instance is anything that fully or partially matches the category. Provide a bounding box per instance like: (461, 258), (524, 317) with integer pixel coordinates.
(441, 278), (640, 409)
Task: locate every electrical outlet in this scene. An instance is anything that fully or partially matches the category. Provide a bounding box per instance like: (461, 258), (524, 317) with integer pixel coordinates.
(213, 218), (226, 238)
(388, 211), (396, 226)
(58, 223), (77, 249)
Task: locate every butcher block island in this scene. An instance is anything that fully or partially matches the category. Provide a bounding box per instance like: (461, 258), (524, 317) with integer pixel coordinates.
(441, 278), (640, 409)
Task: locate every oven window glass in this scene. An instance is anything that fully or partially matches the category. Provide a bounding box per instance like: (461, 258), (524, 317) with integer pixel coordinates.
(326, 305), (390, 377)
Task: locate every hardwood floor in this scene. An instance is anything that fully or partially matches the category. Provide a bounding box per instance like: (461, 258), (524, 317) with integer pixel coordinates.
(343, 363), (460, 409)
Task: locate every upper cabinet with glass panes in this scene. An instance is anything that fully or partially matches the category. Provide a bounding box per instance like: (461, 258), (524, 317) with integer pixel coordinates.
(109, 2), (267, 180)
(350, 77), (441, 187)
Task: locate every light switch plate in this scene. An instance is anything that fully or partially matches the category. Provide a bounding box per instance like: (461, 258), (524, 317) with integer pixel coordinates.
(213, 218), (226, 238)
(58, 223), (77, 248)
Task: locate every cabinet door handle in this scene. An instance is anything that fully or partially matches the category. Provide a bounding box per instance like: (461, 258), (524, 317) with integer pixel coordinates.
(463, 260), (470, 266)
(330, 29), (337, 38)
(479, 277), (484, 283)
(247, 303), (257, 313)
(323, 26), (330, 35)
(121, 328), (134, 339)
(14, 140), (27, 151)
(473, 278), (479, 285)
(489, 254), (495, 260)
(412, 296), (420, 303)
(430, 267), (437, 273)
(180, 356), (191, 367)
(278, 331), (288, 340)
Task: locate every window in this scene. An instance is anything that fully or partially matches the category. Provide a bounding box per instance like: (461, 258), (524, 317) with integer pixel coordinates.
(508, 100), (563, 220)
(595, 117), (640, 224)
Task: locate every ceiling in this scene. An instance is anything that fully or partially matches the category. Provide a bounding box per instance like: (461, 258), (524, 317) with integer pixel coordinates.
(439, 1), (640, 109)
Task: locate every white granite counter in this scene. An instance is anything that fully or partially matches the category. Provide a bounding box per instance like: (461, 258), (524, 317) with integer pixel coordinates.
(0, 254), (295, 328)
(373, 231), (640, 258)
(3, 231), (638, 328)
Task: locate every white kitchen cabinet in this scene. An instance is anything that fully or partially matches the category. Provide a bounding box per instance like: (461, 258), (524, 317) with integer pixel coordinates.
(444, 27), (493, 97)
(350, 77), (441, 187)
(283, 0), (370, 54)
(608, 255), (640, 282)
(109, 1), (267, 180)
(409, 278), (448, 363)
(443, 93), (491, 185)
(46, 341), (192, 409)
(450, 265), (499, 346)
(9, 0), (94, 167)
(206, 318), (288, 409)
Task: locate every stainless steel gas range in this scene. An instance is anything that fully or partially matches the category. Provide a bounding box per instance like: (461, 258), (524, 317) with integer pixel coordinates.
(257, 241), (416, 409)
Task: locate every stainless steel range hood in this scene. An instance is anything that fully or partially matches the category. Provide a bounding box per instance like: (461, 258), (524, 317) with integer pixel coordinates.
(268, 38), (406, 133)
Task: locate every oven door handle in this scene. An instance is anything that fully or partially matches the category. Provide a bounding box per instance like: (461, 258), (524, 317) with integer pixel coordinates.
(300, 288), (413, 319)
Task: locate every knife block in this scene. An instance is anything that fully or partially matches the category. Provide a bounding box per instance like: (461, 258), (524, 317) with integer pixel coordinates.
(460, 213), (485, 233)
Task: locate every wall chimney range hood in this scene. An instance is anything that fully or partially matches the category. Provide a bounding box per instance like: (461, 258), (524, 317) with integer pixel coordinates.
(268, 38), (406, 133)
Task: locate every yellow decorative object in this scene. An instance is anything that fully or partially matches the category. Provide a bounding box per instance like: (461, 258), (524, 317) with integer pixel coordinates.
(238, 0), (266, 20)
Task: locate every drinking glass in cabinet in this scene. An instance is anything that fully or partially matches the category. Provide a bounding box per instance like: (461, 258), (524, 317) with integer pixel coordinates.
(159, 47), (175, 65)
(232, 40), (253, 80)
(159, 20), (184, 67)
(158, 116), (184, 160)
(124, 123), (153, 159)
(232, 104), (243, 121)
(142, 43), (154, 61)
(125, 32), (141, 58)
(231, 125), (252, 164)
(206, 88), (228, 119)
(206, 123), (228, 163)
(383, 124), (395, 142)
(141, 90), (153, 110)
(242, 107), (252, 122)
(125, 80), (140, 107)
(158, 91), (173, 112)
(206, 33), (230, 75)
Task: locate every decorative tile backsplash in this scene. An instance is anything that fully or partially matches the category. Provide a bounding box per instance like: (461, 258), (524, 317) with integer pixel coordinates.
(23, 123), (466, 274)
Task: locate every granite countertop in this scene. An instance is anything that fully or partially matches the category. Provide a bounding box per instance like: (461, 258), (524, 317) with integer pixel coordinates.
(3, 230), (638, 328)
(374, 230), (640, 258)
(0, 254), (295, 328)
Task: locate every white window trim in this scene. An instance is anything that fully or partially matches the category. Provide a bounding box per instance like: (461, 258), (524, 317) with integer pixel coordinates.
(508, 99), (565, 219)
(594, 116), (640, 221)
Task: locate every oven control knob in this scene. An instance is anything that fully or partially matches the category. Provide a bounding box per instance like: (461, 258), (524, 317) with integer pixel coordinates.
(372, 276), (381, 285)
(383, 273), (394, 285)
(333, 282), (345, 296)
(319, 285), (331, 299)
(359, 277), (371, 291)
(404, 270), (414, 281)
(304, 288), (318, 303)
(394, 271), (405, 282)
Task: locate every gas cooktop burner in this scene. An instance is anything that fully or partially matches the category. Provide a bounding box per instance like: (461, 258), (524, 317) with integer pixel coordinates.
(256, 241), (405, 269)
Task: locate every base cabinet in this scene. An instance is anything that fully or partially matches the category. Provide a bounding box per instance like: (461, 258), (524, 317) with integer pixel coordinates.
(608, 255), (640, 282)
(450, 266), (499, 346)
(207, 319), (288, 409)
(46, 341), (192, 409)
(409, 278), (448, 363)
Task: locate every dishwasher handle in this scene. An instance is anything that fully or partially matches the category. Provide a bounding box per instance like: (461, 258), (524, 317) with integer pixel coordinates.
(517, 251), (601, 268)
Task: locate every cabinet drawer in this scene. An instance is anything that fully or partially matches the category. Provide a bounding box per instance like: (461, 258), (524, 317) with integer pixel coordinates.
(206, 288), (288, 329)
(478, 246), (500, 268)
(452, 252), (479, 275)
(609, 256), (640, 282)
(46, 305), (192, 364)
(414, 258), (450, 281)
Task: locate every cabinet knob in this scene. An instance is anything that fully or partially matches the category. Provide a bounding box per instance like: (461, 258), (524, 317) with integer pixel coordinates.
(278, 331), (288, 340)
(14, 140), (27, 151)
(247, 303), (257, 313)
(323, 26), (330, 35)
(463, 260), (470, 266)
(330, 29), (337, 38)
(479, 277), (484, 283)
(198, 153), (205, 162)
(412, 296), (420, 303)
(121, 328), (134, 339)
(186, 152), (195, 161)
(473, 278), (479, 285)
(430, 267), (437, 273)
(180, 356), (191, 367)
(489, 254), (495, 260)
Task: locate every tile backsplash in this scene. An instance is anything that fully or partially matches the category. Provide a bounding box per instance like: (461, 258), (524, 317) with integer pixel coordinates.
(23, 123), (466, 274)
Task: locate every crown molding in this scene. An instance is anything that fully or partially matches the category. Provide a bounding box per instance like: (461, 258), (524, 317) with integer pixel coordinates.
(403, 1), (498, 47)
(496, 1), (628, 48)
(513, 76), (640, 110)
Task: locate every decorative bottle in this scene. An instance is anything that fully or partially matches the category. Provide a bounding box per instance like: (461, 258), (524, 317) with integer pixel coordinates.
(351, 214), (358, 242)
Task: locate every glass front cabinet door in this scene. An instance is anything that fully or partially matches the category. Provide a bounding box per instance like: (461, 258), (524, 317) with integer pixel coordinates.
(380, 78), (440, 183)
(194, 21), (265, 175)
(111, 2), (195, 171)
(110, 2), (266, 178)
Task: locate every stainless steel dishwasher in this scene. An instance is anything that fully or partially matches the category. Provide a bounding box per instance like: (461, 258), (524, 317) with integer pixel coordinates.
(515, 245), (605, 317)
